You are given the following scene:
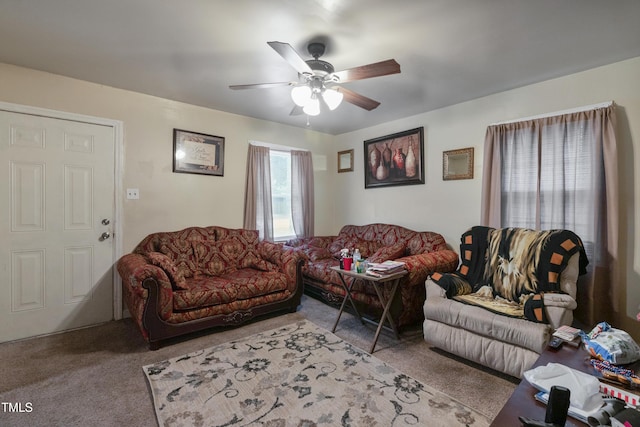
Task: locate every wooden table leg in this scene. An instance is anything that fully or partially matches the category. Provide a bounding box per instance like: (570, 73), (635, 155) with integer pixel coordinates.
(369, 278), (401, 353)
(331, 271), (364, 333)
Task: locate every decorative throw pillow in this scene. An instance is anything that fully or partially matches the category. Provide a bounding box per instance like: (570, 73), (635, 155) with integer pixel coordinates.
(303, 246), (333, 261)
(240, 250), (279, 272)
(353, 239), (383, 258)
(328, 235), (355, 258)
(146, 251), (188, 290)
(192, 239), (242, 276)
(258, 241), (284, 265)
(367, 242), (406, 263)
(158, 238), (197, 278)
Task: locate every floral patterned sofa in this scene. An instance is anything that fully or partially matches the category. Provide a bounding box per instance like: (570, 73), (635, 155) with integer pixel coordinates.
(424, 226), (588, 377)
(117, 226), (304, 349)
(285, 223), (459, 328)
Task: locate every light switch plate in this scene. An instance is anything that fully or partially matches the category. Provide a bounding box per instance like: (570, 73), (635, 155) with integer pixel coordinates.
(126, 188), (139, 199)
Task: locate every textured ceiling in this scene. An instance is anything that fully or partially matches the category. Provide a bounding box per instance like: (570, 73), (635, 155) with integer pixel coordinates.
(1, 0), (639, 135)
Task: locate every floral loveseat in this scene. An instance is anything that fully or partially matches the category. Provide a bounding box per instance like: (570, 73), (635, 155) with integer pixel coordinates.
(423, 226), (588, 377)
(285, 223), (459, 328)
(117, 226), (304, 349)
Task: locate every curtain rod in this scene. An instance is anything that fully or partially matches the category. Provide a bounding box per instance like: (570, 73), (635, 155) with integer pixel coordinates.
(489, 101), (614, 126)
(249, 140), (310, 152)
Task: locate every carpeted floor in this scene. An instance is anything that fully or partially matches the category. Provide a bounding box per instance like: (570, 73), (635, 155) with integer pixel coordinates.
(0, 295), (517, 426)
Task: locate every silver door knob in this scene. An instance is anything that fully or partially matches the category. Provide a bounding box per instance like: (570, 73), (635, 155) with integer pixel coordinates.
(100, 232), (111, 241)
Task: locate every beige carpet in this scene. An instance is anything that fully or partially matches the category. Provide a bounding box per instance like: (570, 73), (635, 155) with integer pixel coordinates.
(0, 295), (517, 426)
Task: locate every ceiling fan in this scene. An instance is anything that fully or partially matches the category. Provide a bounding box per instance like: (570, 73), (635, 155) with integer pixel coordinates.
(229, 41), (401, 116)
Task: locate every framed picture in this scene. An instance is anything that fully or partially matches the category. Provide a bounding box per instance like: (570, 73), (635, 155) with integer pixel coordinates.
(173, 128), (225, 176)
(443, 147), (474, 180)
(337, 149), (354, 173)
(364, 127), (424, 189)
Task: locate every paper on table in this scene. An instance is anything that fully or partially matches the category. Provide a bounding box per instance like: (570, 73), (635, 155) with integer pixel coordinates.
(523, 362), (604, 411)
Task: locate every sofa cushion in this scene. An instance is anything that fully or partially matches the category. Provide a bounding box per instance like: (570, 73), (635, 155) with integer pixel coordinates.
(158, 238), (197, 278)
(221, 269), (289, 300)
(367, 242), (406, 263)
(173, 276), (238, 310)
(304, 258), (338, 283)
(146, 251), (188, 290)
(425, 281), (549, 353)
(192, 239), (243, 276)
(303, 246), (333, 261)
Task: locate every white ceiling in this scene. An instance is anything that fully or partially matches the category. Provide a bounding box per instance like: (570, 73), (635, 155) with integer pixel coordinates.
(1, 0), (640, 135)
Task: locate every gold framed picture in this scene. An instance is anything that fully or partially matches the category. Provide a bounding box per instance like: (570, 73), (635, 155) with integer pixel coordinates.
(443, 147), (474, 180)
(337, 149), (354, 173)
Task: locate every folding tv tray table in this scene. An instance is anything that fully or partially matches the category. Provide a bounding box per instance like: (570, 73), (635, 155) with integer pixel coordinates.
(330, 266), (408, 353)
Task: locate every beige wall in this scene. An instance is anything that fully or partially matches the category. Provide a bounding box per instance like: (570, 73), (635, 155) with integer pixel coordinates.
(333, 56), (640, 337)
(0, 63), (335, 253)
(1, 56), (639, 337)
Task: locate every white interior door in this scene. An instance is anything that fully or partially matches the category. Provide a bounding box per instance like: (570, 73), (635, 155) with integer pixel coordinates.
(0, 110), (115, 343)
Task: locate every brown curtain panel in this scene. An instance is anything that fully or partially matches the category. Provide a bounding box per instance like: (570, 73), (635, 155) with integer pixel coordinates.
(481, 104), (619, 327)
(243, 145), (273, 241)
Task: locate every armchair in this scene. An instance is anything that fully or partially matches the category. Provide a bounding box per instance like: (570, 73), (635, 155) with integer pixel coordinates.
(423, 226), (588, 377)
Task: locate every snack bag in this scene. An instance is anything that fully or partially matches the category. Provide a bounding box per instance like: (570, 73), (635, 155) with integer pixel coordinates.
(581, 322), (640, 364)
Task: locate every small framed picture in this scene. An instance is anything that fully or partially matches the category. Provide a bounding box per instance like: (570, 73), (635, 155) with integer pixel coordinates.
(337, 149), (354, 173)
(173, 129), (224, 176)
(443, 147), (474, 180)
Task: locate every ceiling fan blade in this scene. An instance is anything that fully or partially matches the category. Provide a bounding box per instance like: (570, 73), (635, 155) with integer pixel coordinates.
(229, 82), (295, 90)
(332, 59), (400, 83)
(336, 87), (380, 111)
(267, 41), (313, 75)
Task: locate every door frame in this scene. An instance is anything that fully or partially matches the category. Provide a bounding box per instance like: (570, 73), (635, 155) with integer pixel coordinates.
(0, 100), (124, 320)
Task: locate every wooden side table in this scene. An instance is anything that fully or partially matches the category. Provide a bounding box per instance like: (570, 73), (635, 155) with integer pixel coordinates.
(330, 266), (408, 353)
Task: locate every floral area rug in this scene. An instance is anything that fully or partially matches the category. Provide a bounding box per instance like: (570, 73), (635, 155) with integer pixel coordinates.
(143, 320), (490, 426)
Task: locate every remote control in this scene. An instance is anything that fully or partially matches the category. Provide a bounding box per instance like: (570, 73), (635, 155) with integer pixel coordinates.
(548, 337), (563, 349)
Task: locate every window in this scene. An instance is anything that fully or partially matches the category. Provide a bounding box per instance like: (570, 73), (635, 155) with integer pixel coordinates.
(269, 150), (296, 241)
(482, 103), (619, 327)
(499, 117), (596, 262)
(244, 144), (314, 242)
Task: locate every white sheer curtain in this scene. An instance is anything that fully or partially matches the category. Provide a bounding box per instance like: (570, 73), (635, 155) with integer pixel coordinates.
(243, 145), (273, 241)
(481, 104), (619, 327)
(290, 150), (315, 238)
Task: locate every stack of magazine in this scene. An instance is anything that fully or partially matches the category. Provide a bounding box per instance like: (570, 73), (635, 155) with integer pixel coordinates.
(552, 325), (582, 347)
(365, 260), (406, 278)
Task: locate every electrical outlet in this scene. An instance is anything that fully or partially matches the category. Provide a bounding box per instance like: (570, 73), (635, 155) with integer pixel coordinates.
(126, 188), (139, 199)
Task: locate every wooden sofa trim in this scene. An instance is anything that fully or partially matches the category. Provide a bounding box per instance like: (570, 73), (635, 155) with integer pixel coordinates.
(140, 259), (305, 350)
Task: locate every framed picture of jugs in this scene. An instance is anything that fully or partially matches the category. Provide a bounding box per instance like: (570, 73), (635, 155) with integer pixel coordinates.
(364, 127), (425, 189)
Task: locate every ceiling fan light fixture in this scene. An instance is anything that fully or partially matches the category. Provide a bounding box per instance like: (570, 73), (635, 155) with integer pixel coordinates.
(291, 85), (312, 107)
(302, 94), (320, 116)
(322, 88), (343, 110)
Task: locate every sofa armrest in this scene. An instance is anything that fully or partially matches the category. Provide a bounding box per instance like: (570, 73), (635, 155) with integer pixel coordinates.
(544, 293), (577, 330)
(543, 293), (577, 309)
(257, 241), (305, 290)
(425, 278), (448, 300)
(117, 253), (174, 306)
(396, 249), (460, 288)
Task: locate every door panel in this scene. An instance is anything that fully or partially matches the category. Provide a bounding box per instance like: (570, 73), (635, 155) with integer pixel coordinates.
(0, 111), (115, 343)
